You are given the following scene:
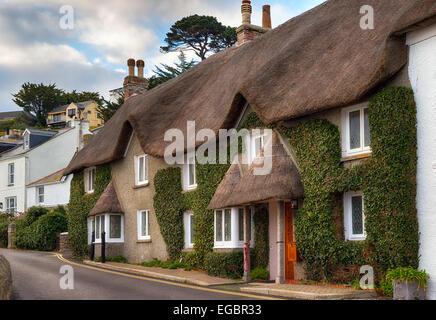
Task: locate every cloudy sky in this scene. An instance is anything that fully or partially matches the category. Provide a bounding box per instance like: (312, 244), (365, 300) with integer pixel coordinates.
(0, 0), (325, 112)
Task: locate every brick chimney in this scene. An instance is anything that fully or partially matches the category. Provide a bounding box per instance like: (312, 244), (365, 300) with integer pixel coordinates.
(123, 58), (148, 99)
(236, 1), (271, 46)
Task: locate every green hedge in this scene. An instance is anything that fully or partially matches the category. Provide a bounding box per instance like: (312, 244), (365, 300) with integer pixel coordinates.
(15, 206), (68, 251)
(68, 165), (112, 255)
(204, 251), (244, 279)
(0, 222), (8, 247)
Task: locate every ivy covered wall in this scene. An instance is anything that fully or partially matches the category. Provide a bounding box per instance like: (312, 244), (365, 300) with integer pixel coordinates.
(68, 165), (112, 255)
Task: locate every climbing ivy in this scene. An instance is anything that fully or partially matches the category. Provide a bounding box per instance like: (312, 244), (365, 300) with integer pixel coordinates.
(253, 205), (269, 269)
(153, 167), (185, 261)
(68, 165), (111, 256)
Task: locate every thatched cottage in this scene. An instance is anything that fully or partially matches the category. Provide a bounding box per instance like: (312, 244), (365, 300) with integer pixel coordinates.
(64, 0), (436, 297)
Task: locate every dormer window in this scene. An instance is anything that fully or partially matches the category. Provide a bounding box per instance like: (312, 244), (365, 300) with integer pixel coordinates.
(134, 154), (148, 186)
(183, 155), (197, 190)
(342, 104), (371, 158)
(84, 167), (95, 194)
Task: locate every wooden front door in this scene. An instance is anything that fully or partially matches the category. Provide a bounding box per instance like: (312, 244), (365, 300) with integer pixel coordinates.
(285, 202), (297, 280)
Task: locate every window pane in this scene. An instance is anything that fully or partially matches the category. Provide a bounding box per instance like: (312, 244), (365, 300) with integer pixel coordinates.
(138, 157), (144, 182)
(188, 162), (195, 186)
(216, 210), (223, 241)
(101, 215), (105, 233)
(141, 211), (148, 237)
(110, 215), (121, 239)
(96, 216), (100, 239)
(144, 157), (148, 182)
(190, 214), (194, 244)
(351, 196), (363, 235)
(364, 108), (370, 147)
(238, 208), (244, 241)
(349, 110), (361, 149)
(224, 209), (231, 241)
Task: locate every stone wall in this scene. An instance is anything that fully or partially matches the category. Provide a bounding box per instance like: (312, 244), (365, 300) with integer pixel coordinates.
(56, 232), (70, 252)
(0, 255), (12, 300)
(7, 223), (15, 249)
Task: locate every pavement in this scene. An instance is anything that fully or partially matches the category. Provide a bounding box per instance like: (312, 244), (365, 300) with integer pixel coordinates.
(83, 260), (245, 286)
(239, 282), (377, 300)
(0, 248), (279, 300)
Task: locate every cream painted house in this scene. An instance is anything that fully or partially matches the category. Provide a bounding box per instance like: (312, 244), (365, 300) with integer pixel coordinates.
(47, 101), (104, 129)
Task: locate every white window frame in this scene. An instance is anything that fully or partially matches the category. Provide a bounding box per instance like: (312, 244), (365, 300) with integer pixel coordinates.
(36, 186), (44, 204)
(343, 191), (366, 241)
(134, 154), (148, 186)
(137, 210), (151, 240)
(341, 104), (371, 158)
(84, 167), (96, 194)
(8, 163), (14, 186)
(5, 197), (17, 215)
(214, 207), (255, 249)
(184, 211), (195, 249)
(24, 134), (30, 150)
(91, 214), (124, 244)
(183, 155), (197, 190)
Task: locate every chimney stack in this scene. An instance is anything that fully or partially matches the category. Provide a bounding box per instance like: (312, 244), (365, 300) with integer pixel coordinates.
(127, 58), (135, 76)
(136, 60), (145, 78)
(123, 58), (149, 99)
(241, 0), (252, 25)
(262, 5), (271, 29)
(237, 2), (272, 46)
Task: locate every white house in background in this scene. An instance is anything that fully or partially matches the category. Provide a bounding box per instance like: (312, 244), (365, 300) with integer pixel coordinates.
(407, 23), (436, 300)
(0, 120), (90, 215)
(26, 169), (73, 209)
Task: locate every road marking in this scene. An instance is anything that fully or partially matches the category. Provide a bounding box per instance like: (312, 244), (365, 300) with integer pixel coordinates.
(54, 254), (283, 300)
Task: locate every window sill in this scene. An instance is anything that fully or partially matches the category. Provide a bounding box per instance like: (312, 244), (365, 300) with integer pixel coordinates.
(341, 152), (372, 162)
(133, 182), (149, 189)
(137, 238), (152, 243)
(182, 187), (197, 194)
(7, 184), (14, 187)
(346, 237), (366, 242)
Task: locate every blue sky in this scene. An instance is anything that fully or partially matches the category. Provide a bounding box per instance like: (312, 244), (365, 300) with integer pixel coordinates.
(0, 0), (325, 112)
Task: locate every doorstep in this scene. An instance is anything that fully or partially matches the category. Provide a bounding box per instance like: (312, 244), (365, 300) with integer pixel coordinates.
(240, 283), (377, 300)
(83, 260), (244, 287)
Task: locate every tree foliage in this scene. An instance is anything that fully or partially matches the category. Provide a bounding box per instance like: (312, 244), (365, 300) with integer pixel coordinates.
(12, 82), (102, 126)
(161, 15), (236, 60)
(97, 93), (125, 123)
(148, 52), (196, 89)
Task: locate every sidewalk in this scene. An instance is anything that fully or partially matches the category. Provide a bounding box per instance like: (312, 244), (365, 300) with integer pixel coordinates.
(83, 260), (244, 287)
(240, 282), (377, 300)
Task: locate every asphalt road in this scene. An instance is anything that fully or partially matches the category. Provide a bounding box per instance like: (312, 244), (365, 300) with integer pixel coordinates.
(0, 248), (270, 300)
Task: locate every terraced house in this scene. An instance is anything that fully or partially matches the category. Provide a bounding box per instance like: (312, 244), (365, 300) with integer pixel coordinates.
(64, 0), (436, 298)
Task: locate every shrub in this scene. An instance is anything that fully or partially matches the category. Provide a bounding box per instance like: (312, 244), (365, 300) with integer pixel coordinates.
(0, 222), (8, 247)
(204, 251), (244, 279)
(139, 258), (163, 267)
(181, 251), (202, 270)
(95, 255), (128, 263)
(15, 210), (67, 251)
(250, 268), (269, 281)
(25, 206), (49, 226)
(380, 267), (429, 297)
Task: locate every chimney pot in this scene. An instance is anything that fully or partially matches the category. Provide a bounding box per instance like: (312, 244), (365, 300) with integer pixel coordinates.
(262, 5), (272, 29)
(136, 59), (145, 78)
(127, 58), (135, 76)
(241, 0), (252, 25)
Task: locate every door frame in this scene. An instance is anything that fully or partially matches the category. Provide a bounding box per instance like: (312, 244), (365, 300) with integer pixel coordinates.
(284, 201), (296, 281)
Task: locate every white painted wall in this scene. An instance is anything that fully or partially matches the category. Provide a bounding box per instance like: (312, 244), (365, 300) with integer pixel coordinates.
(26, 121), (90, 182)
(0, 156), (26, 214)
(26, 175), (73, 208)
(408, 24), (436, 300)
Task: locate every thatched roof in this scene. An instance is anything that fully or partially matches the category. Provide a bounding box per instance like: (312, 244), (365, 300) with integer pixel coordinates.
(89, 181), (123, 216)
(65, 0), (436, 175)
(208, 132), (303, 209)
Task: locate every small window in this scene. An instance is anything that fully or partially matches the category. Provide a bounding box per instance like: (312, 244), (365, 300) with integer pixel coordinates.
(137, 210), (150, 240)
(238, 208), (252, 242)
(184, 211), (195, 248)
(8, 163), (14, 185)
(95, 215), (105, 240)
(224, 209), (232, 242)
(344, 191), (366, 241)
(215, 210), (223, 242)
(248, 131), (269, 164)
(215, 207), (254, 248)
(84, 168), (95, 193)
(92, 214), (123, 243)
(5, 197), (17, 215)
(342, 105), (371, 157)
(24, 134), (30, 150)
(135, 155), (148, 186)
(37, 186), (44, 204)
